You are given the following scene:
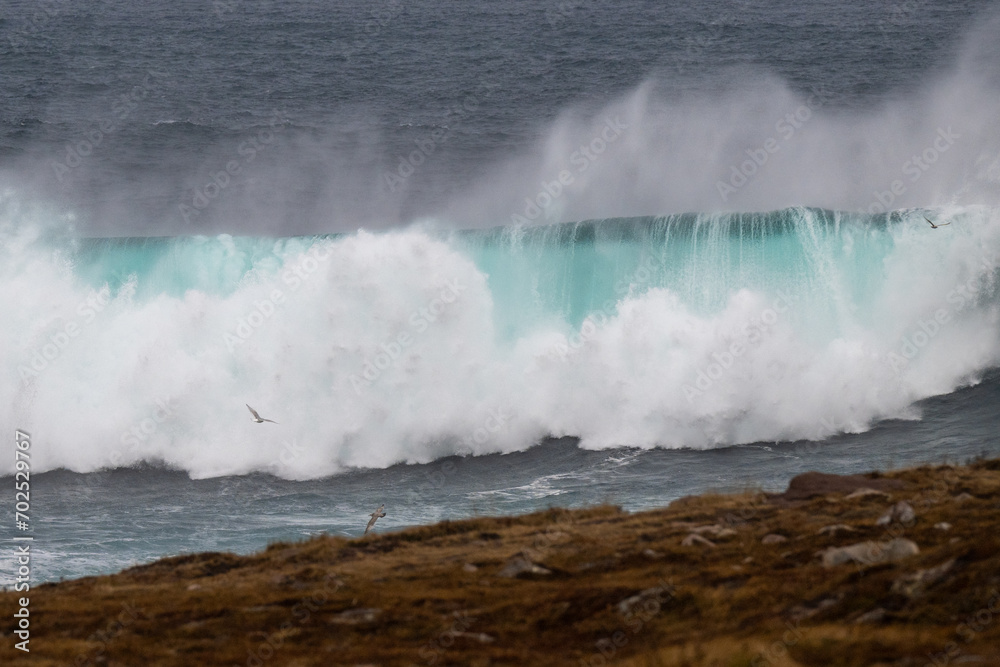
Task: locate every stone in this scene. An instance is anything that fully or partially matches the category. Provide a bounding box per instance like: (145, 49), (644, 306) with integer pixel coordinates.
(845, 487), (892, 500)
(773, 471), (905, 501)
(497, 556), (551, 578)
(452, 631), (495, 643)
(681, 533), (716, 548)
(876, 501), (916, 526)
(328, 608), (381, 624)
(934, 522), (952, 531)
(462, 563), (479, 573)
(891, 559), (955, 597)
(617, 583), (675, 616)
(817, 524), (856, 536)
(854, 608), (887, 624)
(954, 493), (974, 502)
(761, 534), (788, 545)
(819, 538), (919, 567)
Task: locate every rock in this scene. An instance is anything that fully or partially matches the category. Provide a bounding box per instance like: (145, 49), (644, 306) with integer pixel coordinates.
(876, 501), (916, 526)
(819, 538), (919, 567)
(617, 583), (675, 616)
(954, 493), (974, 502)
(642, 548), (664, 559)
(690, 524), (733, 537)
(934, 522), (952, 531)
(845, 487), (892, 500)
(854, 608), (887, 624)
(817, 524), (857, 536)
(452, 631), (495, 643)
(788, 595), (841, 621)
(772, 471), (905, 501)
(761, 534), (788, 545)
(497, 557), (551, 578)
(891, 559), (956, 597)
(462, 563), (479, 573)
(681, 533), (716, 548)
(328, 608), (381, 624)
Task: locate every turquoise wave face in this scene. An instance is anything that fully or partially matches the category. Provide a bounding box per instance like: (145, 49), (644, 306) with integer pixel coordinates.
(4, 205), (999, 478)
(73, 207), (903, 339)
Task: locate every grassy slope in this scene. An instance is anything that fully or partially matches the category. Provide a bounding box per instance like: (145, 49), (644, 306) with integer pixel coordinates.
(2, 459), (999, 666)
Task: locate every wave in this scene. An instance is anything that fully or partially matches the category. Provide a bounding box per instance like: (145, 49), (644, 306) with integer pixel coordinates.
(3, 201), (1000, 478)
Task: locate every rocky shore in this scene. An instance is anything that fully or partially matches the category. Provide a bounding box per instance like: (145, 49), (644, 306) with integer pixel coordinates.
(3, 458), (999, 666)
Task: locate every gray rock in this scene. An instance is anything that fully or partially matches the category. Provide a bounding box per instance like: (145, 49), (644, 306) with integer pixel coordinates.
(618, 583), (675, 616)
(328, 608), (381, 624)
(876, 501), (916, 526)
(854, 608), (887, 624)
(452, 631), (495, 643)
(845, 488), (891, 500)
(891, 559), (956, 597)
(934, 522), (952, 531)
(497, 556), (551, 578)
(819, 538), (919, 567)
(761, 534), (788, 545)
(690, 524), (738, 538)
(817, 524), (857, 536)
(681, 533), (716, 548)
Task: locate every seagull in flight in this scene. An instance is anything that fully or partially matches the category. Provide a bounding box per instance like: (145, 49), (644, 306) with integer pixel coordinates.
(246, 404), (278, 424)
(365, 504), (386, 535)
(924, 215), (950, 229)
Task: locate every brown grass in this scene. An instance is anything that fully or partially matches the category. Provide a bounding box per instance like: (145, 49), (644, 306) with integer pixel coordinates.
(2, 459), (999, 666)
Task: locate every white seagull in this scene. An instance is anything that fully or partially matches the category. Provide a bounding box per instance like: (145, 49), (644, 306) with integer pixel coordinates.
(246, 404), (278, 424)
(365, 504), (386, 535)
(924, 215), (950, 229)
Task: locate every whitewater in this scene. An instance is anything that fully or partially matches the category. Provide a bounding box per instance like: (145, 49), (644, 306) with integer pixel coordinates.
(4, 205), (998, 479)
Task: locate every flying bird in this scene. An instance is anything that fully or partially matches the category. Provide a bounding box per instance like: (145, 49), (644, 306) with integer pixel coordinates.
(246, 404), (278, 424)
(924, 215), (950, 229)
(365, 504), (386, 535)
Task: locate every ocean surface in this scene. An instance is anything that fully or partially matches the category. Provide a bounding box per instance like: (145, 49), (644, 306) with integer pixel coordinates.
(2, 0), (1000, 584)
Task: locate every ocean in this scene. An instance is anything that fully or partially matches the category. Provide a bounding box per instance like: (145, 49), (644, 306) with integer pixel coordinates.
(2, 0), (1000, 585)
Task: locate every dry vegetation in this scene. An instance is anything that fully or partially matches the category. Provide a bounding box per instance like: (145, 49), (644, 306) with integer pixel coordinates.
(3, 458), (1000, 666)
